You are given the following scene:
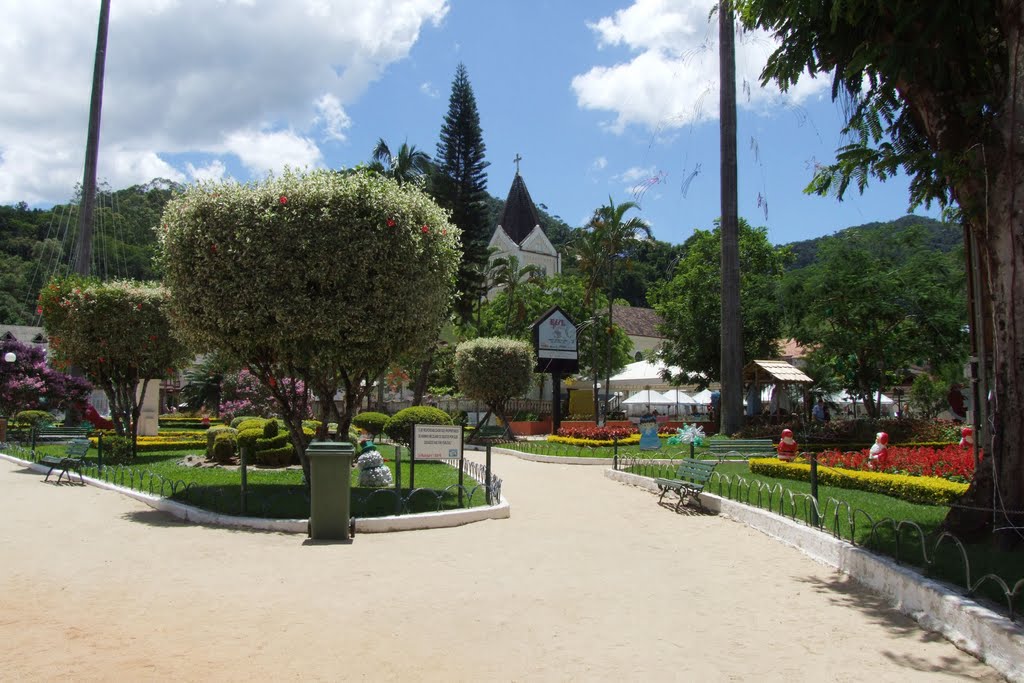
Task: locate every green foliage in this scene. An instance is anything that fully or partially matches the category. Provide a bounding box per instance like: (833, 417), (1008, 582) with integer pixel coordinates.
(262, 419), (280, 439)
(14, 410), (54, 427)
(910, 374), (951, 419)
(255, 444), (296, 467)
(206, 426), (238, 458)
(748, 458), (967, 506)
(455, 337), (535, 417)
(650, 220), (789, 386)
(159, 168), (460, 461)
(230, 415), (260, 429)
(383, 406), (453, 446)
(103, 435), (136, 466)
(212, 434), (236, 463)
(351, 411), (389, 437)
(783, 229), (967, 415)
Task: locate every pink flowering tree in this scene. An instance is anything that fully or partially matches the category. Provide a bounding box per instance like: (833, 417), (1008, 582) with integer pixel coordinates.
(219, 368), (311, 422)
(37, 277), (191, 445)
(0, 338), (92, 418)
(159, 169), (459, 481)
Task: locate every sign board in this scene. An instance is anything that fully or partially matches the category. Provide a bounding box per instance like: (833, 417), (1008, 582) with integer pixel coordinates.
(413, 424), (463, 460)
(532, 305), (579, 373)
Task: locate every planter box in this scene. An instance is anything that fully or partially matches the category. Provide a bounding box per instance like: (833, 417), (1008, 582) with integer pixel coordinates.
(509, 419), (553, 436)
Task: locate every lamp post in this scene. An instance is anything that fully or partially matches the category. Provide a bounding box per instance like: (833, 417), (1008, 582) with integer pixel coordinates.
(1, 351), (16, 443)
(894, 387), (905, 418)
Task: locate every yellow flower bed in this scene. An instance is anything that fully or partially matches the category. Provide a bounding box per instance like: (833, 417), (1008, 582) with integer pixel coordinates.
(748, 458), (969, 506)
(547, 434), (642, 448)
(89, 432), (206, 452)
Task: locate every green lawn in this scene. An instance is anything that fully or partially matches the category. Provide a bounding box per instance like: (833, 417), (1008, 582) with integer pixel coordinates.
(25, 442), (490, 519)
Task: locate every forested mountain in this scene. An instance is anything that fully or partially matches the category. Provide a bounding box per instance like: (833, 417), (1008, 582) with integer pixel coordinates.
(0, 174), (958, 324)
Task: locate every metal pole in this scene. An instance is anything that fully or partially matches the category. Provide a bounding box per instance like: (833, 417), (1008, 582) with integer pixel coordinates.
(394, 445), (402, 516)
(97, 432), (104, 472)
(410, 440), (415, 490)
(485, 445), (492, 505)
(240, 445), (248, 515)
(809, 450), (819, 526)
(613, 436), (619, 471)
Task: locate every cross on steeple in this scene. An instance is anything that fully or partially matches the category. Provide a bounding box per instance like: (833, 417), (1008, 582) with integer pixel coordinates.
(513, 153), (522, 176)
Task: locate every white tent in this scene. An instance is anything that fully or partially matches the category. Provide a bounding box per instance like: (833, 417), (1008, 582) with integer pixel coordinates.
(690, 388), (715, 405)
(607, 360), (684, 390)
(827, 391), (894, 405)
(663, 389), (697, 405)
(622, 389), (673, 406)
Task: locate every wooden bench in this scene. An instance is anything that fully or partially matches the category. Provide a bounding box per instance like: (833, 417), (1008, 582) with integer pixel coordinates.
(39, 439), (90, 484)
(36, 425), (92, 441)
(654, 459), (718, 512)
(707, 438), (775, 461)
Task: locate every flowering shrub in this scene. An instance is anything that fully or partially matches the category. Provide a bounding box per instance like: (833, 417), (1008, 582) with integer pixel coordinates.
(813, 444), (978, 483)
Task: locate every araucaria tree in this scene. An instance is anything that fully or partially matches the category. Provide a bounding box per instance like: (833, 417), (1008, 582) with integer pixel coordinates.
(37, 278), (190, 443)
(454, 337), (535, 440)
(434, 63), (491, 324)
(738, 0), (1024, 540)
(159, 169), (459, 480)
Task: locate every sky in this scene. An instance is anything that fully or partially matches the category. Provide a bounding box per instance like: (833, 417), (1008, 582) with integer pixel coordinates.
(0, 0), (942, 247)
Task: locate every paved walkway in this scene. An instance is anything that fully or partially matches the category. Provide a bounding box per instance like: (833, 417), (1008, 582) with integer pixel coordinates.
(0, 453), (1005, 681)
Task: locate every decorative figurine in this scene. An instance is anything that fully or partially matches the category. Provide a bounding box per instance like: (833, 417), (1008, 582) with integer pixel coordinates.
(959, 426), (974, 449)
(638, 412), (662, 451)
(777, 428), (798, 462)
(356, 440), (393, 487)
(868, 431), (889, 468)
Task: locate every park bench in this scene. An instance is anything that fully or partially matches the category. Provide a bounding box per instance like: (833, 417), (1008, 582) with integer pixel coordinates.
(707, 438), (775, 461)
(654, 458), (718, 512)
(39, 438), (90, 484)
(36, 425), (92, 441)
(470, 425), (508, 443)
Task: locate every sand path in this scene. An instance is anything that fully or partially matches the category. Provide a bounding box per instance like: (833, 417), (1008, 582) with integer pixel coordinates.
(0, 453), (1005, 681)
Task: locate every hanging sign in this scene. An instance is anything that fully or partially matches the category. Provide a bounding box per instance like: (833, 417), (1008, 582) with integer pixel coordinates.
(532, 305), (579, 374)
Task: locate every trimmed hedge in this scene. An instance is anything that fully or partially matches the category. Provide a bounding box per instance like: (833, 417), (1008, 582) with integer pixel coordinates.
(748, 458), (968, 506)
(383, 406), (453, 446)
(352, 411), (389, 437)
(547, 434), (642, 448)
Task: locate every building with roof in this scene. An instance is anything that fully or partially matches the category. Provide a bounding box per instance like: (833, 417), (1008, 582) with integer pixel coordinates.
(0, 325), (48, 348)
(611, 304), (665, 360)
(487, 170), (560, 290)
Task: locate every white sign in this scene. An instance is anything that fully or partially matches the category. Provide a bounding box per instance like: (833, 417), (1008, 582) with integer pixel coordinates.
(413, 424), (463, 460)
(537, 309), (578, 360)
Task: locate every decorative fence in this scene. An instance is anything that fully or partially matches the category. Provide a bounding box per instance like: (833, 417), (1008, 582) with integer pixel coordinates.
(1, 441), (502, 521)
(610, 449), (1023, 623)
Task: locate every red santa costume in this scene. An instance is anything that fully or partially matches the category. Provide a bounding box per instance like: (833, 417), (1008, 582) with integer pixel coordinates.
(959, 427), (974, 449)
(868, 431), (889, 469)
(777, 429), (798, 462)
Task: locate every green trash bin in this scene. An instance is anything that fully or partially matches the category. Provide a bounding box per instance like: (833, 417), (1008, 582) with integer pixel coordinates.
(305, 440), (355, 540)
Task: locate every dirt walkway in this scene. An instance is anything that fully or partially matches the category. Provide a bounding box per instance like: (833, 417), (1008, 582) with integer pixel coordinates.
(0, 454), (1004, 681)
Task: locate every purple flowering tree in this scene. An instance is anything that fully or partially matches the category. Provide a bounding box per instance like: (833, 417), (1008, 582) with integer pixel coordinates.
(0, 338), (92, 418)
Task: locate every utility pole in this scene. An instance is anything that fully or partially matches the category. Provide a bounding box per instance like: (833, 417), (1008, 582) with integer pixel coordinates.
(74, 0), (111, 277)
(719, 0), (744, 435)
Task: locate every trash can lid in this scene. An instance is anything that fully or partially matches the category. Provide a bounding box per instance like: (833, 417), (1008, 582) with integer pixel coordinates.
(306, 440), (355, 455)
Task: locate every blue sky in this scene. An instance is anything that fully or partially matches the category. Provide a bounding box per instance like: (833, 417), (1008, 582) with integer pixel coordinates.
(1, 0), (940, 247)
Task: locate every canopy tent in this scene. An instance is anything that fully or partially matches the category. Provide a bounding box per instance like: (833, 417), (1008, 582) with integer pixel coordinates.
(607, 360), (683, 390)
(663, 389), (697, 405)
(827, 391), (894, 405)
(621, 389), (673, 416)
(690, 388), (715, 405)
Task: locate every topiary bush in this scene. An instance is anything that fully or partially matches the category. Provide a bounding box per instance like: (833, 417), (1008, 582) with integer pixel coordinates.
(230, 415), (260, 429)
(263, 419), (280, 438)
(104, 435), (135, 466)
(352, 411), (389, 437)
(212, 434), (237, 463)
(383, 406), (453, 446)
(206, 425), (238, 458)
(15, 410), (55, 429)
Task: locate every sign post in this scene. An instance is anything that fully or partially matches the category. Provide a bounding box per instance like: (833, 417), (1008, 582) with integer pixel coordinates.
(532, 306), (579, 434)
(413, 423), (464, 505)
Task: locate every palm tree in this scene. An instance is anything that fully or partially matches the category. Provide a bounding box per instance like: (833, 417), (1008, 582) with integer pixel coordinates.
(489, 254), (545, 334)
(370, 138), (432, 186)
(570, 226), (608, 421)
(589, 197), (652, 419)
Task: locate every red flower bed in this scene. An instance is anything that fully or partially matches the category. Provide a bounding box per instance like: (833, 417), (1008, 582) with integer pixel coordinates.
(556, 425), (636, 441)
(815, 444), (979, 482)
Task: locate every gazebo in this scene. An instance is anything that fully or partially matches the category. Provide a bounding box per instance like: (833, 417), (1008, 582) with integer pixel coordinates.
(742, 360), (814, 419)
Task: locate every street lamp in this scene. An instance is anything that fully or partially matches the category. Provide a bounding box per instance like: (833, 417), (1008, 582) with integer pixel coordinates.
(1, 351), (15, 443)
(4, 352), (15, 364)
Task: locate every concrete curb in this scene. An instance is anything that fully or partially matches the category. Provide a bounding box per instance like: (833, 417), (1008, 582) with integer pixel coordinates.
(1, 451), (510, 535)
(607, 467), (1024, 682)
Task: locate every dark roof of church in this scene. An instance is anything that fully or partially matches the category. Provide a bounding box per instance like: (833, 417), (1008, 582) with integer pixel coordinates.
(611, 305), (664, 338)
(498, 174), (542, 245)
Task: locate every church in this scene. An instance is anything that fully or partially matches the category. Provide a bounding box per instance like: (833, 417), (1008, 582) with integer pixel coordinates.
(487, 163), (561, 283)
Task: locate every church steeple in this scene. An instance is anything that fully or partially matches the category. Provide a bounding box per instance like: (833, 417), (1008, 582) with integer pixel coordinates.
(497, 171), (542, 245)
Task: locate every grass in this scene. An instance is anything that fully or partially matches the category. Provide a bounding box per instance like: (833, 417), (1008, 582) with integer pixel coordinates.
(26, 442), (489, 519)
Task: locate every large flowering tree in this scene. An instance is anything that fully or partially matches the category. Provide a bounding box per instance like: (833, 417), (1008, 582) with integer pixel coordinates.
(37, 278), (191, 444)
(158, 169), (460, 478)
(0, 338), (92, 419)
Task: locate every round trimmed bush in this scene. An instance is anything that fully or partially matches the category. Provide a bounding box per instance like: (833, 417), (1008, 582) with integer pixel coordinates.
(263, 419), (280, 438)
(206, 425), (238, 458)
(15, 410), (55, 428)
(383, 406), (453, 446)
(352, 411), (389, 437)
(212, 434), (236, 463)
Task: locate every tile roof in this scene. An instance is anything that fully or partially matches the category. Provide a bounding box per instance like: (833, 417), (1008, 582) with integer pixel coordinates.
(743, 359), (813, 384)
(497, 173), (542, 245)
(611, 305), (664, 338)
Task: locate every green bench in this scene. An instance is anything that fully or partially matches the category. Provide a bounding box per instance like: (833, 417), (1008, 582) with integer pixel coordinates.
(655, 459), (718, 512)
(36, 425), (92, 441)
(39, 438), (90, 484)
(470, 425), (508, 443)
(707, 438), (774, 461)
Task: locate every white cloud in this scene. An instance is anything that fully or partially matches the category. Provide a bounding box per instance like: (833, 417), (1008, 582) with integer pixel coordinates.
(222, 129), (324, 174)
(420, 81), (440, 98)
(0, 0), (449, 203)
(590, 156), (608, 171)
(187, 160), (228, 183)
(615, 166), (656, 183)
(572, 0), (827, 133)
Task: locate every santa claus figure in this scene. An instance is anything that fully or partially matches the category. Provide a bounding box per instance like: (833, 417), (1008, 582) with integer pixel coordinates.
(868, 432), (889, 468)
(777, 428), (798, 462)
(959, 426), (974, 449)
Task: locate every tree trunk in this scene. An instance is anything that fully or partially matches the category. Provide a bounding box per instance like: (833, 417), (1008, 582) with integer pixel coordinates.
(718, 0), (744, 435)
(412, 350), (434, 406)
(604, 259), (614, 421)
